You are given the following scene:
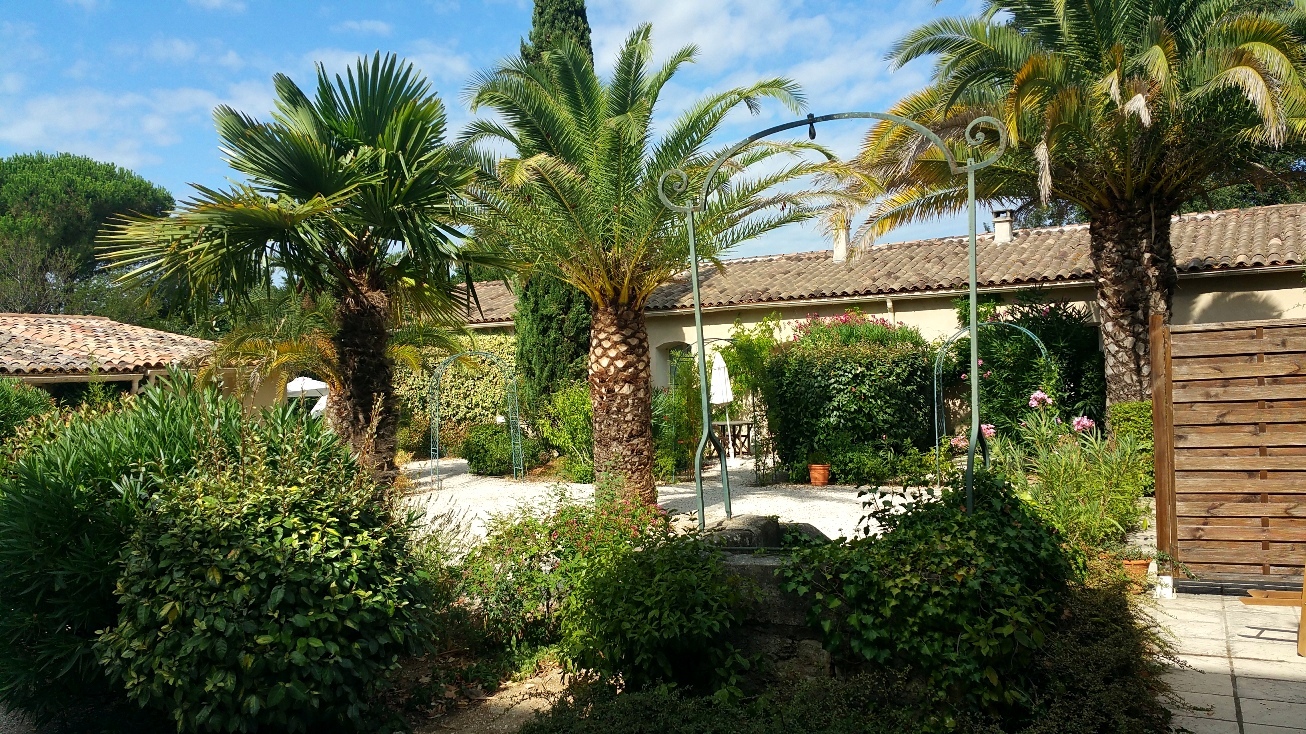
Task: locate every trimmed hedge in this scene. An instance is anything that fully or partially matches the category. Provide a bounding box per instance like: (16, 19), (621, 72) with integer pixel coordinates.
(1107, 400), (1152, 445)
(763, 336), (933, 477)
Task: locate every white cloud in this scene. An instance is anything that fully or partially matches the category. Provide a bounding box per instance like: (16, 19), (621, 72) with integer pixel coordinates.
(408, 40), (473, 83)
(63, 0), (107, 9)
(0, 74), (22, 95)
(187, 0), (246, 11)
(0, 80), (272, 170)
(332, 20), (393, 36)
(148, 38), (199, 63)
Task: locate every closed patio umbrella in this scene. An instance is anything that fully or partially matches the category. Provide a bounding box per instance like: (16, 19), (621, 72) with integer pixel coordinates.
(709, 350), (735, 459)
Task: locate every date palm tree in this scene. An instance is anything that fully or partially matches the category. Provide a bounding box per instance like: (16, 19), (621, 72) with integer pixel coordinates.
(840, 0), (1306, 402)
(462, 24), (828, 502)
(100, 53), (499, 474)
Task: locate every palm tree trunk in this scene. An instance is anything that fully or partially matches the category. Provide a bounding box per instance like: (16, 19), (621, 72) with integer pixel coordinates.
(329, 279), (398, 480)
(1090, 202), (1177, 404)
(589, 302), (655, 503)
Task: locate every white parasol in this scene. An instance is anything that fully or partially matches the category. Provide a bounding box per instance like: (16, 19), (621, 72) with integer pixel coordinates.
(709, 350), (735, 458)
(285, 376), (329, 399)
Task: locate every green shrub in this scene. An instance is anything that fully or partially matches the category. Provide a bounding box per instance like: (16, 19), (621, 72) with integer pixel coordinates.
(518, 674), (957, 734)
(992, 409), (1149, 547)
(782, 472), (1072, 723)
(520, 583), (1173, 734)
(0, 378), (243, 723)
(536, 381), (594, 481)
(98, 411), (431, 733)
(763, 322), (933, 476)
(0, 378), (55, 444)
(1107, 400), (1152, 445)
(559, 531), (749, 692)
(460, 423), (543, 476)
(459, 493), (669, 653)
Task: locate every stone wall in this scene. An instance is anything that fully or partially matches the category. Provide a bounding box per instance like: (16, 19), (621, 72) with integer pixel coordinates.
(721, 552), (831, 681)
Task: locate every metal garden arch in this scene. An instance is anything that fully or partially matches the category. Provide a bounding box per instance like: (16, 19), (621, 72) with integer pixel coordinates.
(932, 323), (1050, 484)
(660, 111), (1007, 521)
(428, 351), (524, 486)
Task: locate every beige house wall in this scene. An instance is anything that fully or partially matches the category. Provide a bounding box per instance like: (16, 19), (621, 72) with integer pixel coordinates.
(1171, 270), (1306, 324)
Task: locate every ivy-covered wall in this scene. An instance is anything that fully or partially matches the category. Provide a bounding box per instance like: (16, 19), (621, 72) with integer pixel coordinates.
(394, 334), (519, 454)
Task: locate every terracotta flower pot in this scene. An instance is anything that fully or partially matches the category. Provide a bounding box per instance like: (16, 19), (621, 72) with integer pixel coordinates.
(1122, 559), (1152, 591)
(809, 464), (831, 486)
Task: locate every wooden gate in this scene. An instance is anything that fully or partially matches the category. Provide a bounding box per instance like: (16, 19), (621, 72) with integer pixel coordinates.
(1152, 315), (1306, 579)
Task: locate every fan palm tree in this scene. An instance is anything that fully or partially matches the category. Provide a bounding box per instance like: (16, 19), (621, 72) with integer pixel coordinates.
(839, 0), (1306, 402)
(100, 53), (501, 474)
(462, 24), (829, 502)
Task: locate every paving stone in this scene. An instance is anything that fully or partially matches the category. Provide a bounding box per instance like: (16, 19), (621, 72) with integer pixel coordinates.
(1169, 714), (1241, 733)
(1235, 658), (1306, 682)
(1172, 692), (1239, 722)
(1241, 698), (1306, 728)
(1244, 724), (1306, 733)
(1238, 675), (1306, 704)
(1164, 667), (1233, 697)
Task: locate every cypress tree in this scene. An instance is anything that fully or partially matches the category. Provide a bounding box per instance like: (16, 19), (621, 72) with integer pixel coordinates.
(516, 0), (594, 408)
(520, 0), (593, 64)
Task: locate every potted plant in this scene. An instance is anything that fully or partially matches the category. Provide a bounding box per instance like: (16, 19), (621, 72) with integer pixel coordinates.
(807, 448), (831, 486)
(1104, 544), (1155, 592)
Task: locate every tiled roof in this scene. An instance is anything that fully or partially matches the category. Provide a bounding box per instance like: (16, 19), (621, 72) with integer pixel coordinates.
(464, 202), (1306, 325)
(0, 315), (214, 376)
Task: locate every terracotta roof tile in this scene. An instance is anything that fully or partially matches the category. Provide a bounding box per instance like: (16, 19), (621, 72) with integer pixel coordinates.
(464, 202), (1306, 325)
(0, 315), (214, 376)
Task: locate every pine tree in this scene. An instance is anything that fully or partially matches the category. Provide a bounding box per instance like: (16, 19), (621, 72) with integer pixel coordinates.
(516, 0), (594, 408)
(520, 0), (593, 64)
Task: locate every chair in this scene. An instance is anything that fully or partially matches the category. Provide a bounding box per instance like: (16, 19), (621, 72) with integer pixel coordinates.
(1239, 573), (1305, 657)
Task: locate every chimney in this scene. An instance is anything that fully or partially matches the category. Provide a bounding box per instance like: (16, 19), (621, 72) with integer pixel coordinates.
(833, 213), (850, 263)
(993, 210), (1014, 243)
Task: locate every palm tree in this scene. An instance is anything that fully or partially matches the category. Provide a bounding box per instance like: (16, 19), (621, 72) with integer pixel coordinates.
(462, 25), (828, 502)
(100, 53), (500, 474)
(840, 0), (1306, 403)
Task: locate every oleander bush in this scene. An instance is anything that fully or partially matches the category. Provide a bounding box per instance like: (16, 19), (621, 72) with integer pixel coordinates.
(992, 408), (1150, 547)
(955, 294), (1106, 436)
(97, 410), (433, 733)
(781, 471), (1073, 725)
(0, 378), (242, 724)
(536, 381), (594, 482)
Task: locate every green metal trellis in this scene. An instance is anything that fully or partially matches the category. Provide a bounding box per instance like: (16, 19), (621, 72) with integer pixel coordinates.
(932, 322), (1050, 484)
(661, 111), (1007, 520)
(428, 351), (524, 486)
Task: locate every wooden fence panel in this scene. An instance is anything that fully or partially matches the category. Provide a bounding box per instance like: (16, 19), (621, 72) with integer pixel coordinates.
(1156, 315), (1306, 578)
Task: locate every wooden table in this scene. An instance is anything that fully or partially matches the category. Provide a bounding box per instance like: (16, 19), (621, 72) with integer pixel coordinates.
(711, 421), (753, 456)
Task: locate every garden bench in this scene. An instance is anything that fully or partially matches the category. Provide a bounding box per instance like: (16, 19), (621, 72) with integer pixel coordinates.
(1239, 574), (1305, 657)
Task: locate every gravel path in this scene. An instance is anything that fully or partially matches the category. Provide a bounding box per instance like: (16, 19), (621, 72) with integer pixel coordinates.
(404, 457), (876, 542)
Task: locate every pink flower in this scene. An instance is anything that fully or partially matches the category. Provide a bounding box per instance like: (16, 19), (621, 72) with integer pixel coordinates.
(983, 371), (992, 379)
(961, 373), (968, 380)
(981, 424), (996, 438)
(950, 435), (969, 449)
(977, 359), (984, 366)
(1028, 390), (1053, 408)
(1072, 416), (1096, 432)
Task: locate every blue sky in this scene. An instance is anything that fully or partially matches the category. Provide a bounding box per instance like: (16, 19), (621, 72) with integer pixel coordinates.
(0, 0), (980, 258)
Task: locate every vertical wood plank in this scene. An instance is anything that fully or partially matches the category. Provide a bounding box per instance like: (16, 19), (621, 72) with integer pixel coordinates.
(1151, 313), (1177, 560)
